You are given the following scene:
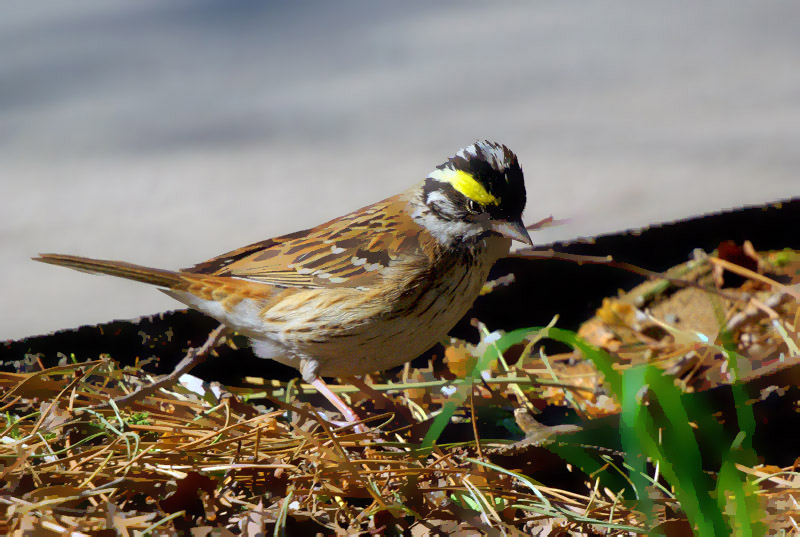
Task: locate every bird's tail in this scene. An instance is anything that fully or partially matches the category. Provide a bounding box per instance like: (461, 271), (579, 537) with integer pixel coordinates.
(34, 254), (188, 290)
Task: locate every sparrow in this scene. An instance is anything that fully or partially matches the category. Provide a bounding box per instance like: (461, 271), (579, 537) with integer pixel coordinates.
(35, 141), (532, 424)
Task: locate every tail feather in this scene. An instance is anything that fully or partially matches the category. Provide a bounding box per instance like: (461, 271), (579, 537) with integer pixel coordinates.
(34, 254), (186, 289)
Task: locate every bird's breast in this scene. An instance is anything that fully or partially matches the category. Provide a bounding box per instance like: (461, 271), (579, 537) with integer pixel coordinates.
(272, 244), (496, 376)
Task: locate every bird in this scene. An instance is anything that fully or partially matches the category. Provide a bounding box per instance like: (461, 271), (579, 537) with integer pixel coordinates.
(35, 141), (532, 425)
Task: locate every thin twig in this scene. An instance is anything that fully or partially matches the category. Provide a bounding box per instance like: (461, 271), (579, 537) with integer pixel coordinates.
(469, 387), (484, 461)
(86, 324), (230, 411)
(512, 248), (744, 301)
(707, 256), (800, 301)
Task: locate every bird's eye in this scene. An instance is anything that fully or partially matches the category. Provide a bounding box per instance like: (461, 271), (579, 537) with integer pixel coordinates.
(467, 199), (481, 213)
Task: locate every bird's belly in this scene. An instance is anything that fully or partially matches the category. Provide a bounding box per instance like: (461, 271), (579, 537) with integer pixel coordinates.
(259, 255), (493, 377)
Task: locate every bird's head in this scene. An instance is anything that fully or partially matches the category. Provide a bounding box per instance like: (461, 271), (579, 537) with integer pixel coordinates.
(420, 141), (531, 247)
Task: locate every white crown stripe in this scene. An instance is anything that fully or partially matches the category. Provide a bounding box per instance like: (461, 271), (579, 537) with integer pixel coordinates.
(428, 168), (463, 183)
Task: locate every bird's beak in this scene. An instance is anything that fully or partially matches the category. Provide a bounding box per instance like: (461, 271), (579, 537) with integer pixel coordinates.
(490, 218), (533, 246)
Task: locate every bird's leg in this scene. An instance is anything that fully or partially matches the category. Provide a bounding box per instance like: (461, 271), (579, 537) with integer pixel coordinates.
(309, 377), (367, 433)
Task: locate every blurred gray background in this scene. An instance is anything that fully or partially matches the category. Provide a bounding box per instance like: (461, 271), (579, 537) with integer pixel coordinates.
(3, 1), (799, 340)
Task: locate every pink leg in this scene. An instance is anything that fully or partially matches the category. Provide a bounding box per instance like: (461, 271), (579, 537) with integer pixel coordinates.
(310, 377), (367, 432)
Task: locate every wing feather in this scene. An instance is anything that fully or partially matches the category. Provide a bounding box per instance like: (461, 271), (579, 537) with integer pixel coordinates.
(183, 192), (424, 289)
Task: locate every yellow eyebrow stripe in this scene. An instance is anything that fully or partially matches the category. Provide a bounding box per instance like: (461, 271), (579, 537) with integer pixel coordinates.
(431, 168), (499, 206)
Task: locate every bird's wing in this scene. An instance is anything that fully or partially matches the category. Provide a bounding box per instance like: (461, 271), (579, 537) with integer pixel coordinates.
(183, 193), (426, 289)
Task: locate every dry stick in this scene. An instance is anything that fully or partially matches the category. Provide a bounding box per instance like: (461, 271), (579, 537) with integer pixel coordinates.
(469, 387), (484, 461)
(726, 291), (793, 332)
(512, 248), (744, 302)
(707, 256), (800, 301)
(345, 376), (416, 426)
(87, 324), (231, 411)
